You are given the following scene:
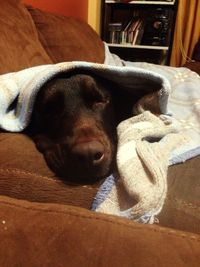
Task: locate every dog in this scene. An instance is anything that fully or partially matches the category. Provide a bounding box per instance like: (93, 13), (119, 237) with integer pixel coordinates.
(29, 73), (133, 184)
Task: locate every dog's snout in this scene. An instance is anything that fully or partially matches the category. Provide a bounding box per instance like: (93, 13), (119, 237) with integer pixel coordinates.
(71, 141), (105, 167)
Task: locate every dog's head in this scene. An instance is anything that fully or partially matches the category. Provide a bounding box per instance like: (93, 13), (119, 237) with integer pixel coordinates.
(31, 74), (118, 184)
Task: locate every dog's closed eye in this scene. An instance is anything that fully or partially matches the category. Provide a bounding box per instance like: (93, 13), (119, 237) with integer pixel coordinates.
(43, 90), (65, 116)
(81, 78), (111, 110)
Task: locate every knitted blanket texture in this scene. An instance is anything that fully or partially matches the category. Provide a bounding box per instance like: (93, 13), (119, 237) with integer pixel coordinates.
(92, 47), (200, 223)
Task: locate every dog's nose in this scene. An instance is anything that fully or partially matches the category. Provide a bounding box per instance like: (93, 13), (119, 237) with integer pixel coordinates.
(71, 141), (105, 166)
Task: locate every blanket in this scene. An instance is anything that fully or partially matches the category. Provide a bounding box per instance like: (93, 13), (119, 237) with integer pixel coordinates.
(0, 57), (199, 224)
(91, 45), (200, 223)
(0, 61), (171, 131)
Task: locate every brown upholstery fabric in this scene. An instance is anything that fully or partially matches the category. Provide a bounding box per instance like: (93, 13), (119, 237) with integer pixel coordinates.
(0, 2), (200, 261)
(0, 195), (200, 267)
(159, 156), (200, 234)
(0, 133), (54, 177)
(0, 0), (52, 75)
(0, 0), (105, 212)
(26, 6), (105, 64)
(0, 133), (199, 234)
(0, 168), (99, 208)
(0, 132), (99, 209)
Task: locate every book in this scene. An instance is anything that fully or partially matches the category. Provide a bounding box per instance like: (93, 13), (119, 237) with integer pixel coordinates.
(107, 16), (144, 46)
(128, 18), (141, 44)
(108, 23), (122, 43)
(133, 20), (145, 45)
(121, 18), (134, 44)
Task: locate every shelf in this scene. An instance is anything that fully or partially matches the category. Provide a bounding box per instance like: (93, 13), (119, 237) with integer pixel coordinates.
(105, 0), (175, 5)
(102, 0), (178, 64)
(108, 43), (169, 50)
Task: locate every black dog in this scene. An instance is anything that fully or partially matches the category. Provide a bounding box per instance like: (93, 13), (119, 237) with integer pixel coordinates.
(30, 73), (133, 184)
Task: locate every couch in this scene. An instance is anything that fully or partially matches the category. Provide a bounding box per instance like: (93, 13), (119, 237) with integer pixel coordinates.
(0, 1), (200, 266)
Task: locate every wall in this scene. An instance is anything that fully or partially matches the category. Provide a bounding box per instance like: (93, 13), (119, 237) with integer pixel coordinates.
(24, 0), (88, 21)
(88, 0), (101, 34)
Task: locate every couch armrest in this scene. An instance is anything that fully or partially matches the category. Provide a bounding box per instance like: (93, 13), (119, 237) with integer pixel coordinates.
(0, 195), (200, 267)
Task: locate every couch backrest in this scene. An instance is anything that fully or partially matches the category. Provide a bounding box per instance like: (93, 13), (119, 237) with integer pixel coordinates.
(0, 0), (52, 74)
(26, 6), (105, 64)
(0, 0), (105, 75)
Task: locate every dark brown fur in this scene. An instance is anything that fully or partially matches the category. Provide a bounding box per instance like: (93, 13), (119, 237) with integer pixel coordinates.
(29, 73), (133, 184)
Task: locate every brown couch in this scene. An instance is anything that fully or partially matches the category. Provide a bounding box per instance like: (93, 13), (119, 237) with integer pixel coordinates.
(0, 1), (200, 266)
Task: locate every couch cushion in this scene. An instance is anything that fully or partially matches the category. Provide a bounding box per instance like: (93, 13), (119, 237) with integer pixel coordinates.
(0, 167), (98, 208)
(0, 132), (99, 209)
(0, 195), (200, 267)
(159, 156), (200, 234)
(26, 6), (105, 64)
(0, 133), (53, 177)
(0, 132), (199, 234)
(0, 0), (52, 75)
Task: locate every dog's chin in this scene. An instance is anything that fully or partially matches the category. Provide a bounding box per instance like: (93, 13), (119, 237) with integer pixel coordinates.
(50, 162), (112, 184)
(42, 148), (114, 184)
(60, 167), (111, 184)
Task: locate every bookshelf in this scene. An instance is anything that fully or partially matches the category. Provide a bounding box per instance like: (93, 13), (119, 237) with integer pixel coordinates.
(101, 0), (178, 65)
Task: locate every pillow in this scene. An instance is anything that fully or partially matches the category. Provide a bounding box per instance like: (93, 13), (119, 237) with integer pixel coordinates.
(0, 0), (52, 74)
(27, 6), (105, 64)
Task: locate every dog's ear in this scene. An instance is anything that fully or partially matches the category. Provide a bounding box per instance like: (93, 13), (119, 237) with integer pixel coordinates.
(31, 79), (67, 134)
(35, 80), (66, 117)
(42, 90), (65, 116)
(80, 75), (111, 105)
